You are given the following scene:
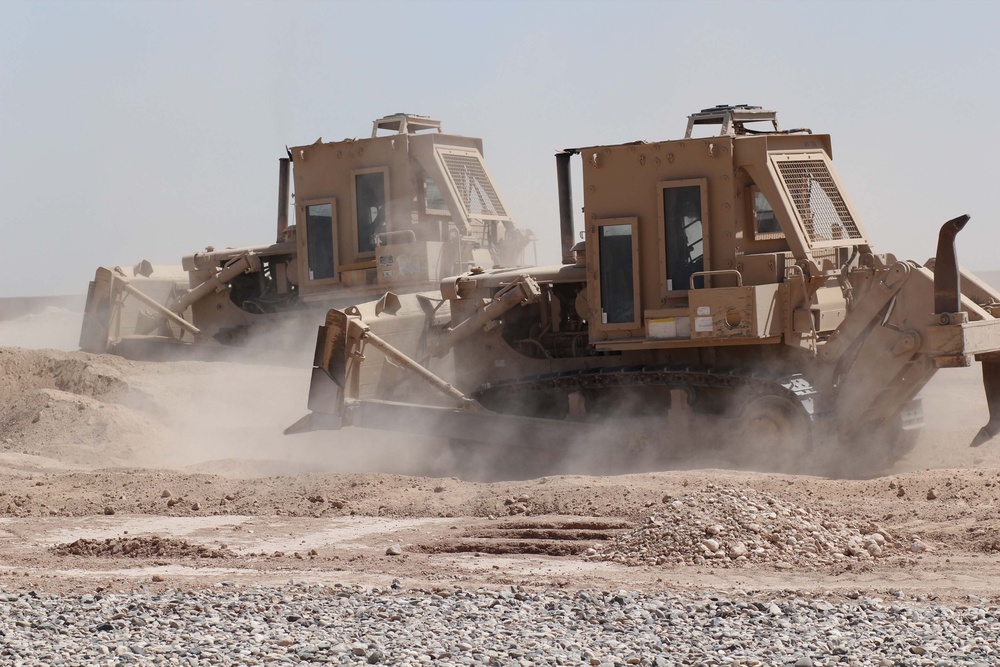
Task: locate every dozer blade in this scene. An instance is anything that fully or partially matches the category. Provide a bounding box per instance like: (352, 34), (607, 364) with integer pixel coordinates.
(79, 267), (120, 353)
(284, 315), (351, 435)
(283, 366), (346, 434)
(312, 311), (350, 397)
(971, 358), (1000, 447)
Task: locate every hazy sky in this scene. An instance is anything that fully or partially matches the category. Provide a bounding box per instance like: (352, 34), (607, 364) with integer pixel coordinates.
(2, 0), (998, 297)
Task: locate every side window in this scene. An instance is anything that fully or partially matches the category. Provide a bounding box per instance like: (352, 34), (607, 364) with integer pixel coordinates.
(354, 170), (387, 255)
(662, 183), (705, 291)
(596, 218), (639, 327)
(750, 186), (783, 239)
(424, 177), (448, 215)
(305, 203), (336, 281)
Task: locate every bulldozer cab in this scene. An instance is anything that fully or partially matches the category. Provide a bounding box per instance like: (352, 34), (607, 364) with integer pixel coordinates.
(80, 113), (534, 357)
(577, 105), (871, 350)
(290, 113), (529, 301)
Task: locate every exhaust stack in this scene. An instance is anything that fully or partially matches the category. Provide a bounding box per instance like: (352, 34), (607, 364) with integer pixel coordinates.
(556, 150), (577, 265)
(276, 157), (291, 242)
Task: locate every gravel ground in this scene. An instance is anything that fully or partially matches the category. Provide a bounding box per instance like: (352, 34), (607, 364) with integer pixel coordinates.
(0, 584), (995, 667)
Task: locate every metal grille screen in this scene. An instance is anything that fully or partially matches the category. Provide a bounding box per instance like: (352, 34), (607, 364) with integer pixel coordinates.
(775, 159), (862, 243)
(440, 151), (508, 218)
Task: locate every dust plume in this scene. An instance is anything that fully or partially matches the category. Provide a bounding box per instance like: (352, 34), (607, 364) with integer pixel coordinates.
(1, 297), (996, 483)
(896, 363), (998, 471)
(144, 353), (450, 478)
(0, 303), (451, 478)
(0, 305), (84, 352)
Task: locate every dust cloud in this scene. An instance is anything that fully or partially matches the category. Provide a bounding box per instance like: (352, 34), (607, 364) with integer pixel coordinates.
(0, 306), (450, 478)
(1, 298), (999, 482)
(0, 306), (83, 352)
(144, 355), (449, 478)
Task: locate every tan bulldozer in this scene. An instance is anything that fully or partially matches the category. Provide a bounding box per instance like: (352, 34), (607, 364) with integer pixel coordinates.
(79, 114), (534, 359)
(290, 105), (1000, 476)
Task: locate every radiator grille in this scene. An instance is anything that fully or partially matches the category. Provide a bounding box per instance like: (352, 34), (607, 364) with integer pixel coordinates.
(440, 150), (508, 218)
(775, 159), (862, 243)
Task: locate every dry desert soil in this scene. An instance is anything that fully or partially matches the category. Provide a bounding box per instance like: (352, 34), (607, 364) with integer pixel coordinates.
(1, 307), (1000, 607)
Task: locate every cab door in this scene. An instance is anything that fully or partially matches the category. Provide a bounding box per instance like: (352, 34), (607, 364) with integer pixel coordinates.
(657, 178), (709, 296)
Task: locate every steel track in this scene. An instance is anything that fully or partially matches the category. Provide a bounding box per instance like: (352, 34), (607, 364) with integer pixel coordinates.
(472, 365), (823, 421)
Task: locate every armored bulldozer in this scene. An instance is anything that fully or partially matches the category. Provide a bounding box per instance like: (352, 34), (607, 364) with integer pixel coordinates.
(290, 105), (1000, 476)
(79, 114), (533, 359)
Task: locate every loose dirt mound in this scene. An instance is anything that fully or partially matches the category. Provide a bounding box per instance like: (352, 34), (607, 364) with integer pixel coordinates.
(0, 348), (130, 397)
(0, 348), (169, 467)
(52, 536), (234, 559)
(592, 485), (904, 568)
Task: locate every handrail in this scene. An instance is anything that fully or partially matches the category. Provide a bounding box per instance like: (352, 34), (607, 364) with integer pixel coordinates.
(688, 269), (743, 290)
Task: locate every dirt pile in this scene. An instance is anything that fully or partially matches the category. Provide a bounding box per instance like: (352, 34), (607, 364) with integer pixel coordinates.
(591, 485), (907, 568)
(52, 536), (234, 559)
(0, 347), (130, 397)
(0, 348), (169, 468)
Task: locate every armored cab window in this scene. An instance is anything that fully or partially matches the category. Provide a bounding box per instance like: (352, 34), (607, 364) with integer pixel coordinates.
(661, 181), (707, 291)
(305, 203), (336, 281)
(596, 218), (639, 326)
(353, 169), (388, 255)
(751, 187), (783, 240)
(424, 178), (448, 215)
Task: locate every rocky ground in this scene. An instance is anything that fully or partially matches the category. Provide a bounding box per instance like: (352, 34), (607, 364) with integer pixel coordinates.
(1, 307), (1000, 665)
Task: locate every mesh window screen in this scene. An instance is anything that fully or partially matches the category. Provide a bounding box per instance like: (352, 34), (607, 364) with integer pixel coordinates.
(439, 150), (508, 218)
(775, 159), (862, 243)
